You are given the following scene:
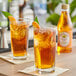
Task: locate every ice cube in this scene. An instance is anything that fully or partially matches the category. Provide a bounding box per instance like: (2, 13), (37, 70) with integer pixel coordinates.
(34, 38), (39, 46)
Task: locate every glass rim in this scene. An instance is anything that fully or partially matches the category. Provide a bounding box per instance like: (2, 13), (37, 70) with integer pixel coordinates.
(9, 17), (34, 23)
(15, 17), (34, 20)
(34, 25), (57, 31)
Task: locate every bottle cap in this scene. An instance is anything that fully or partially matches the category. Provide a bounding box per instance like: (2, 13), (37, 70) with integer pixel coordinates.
(62, 4), (69, 9)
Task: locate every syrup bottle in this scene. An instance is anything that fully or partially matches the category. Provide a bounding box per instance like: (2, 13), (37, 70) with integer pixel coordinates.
(57, 4), (72, 54)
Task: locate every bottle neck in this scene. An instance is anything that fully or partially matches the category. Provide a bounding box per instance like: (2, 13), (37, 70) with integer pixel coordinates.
(61, 9), (69, 13)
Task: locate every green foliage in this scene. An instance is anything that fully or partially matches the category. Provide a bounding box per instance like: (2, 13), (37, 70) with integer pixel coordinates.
(70, 0), (76, 16)
(47, 0), (76, 28)
(69, 0), (76, 28)
(34, 16), (39, 24)
(74, 24), (76, 28)
(30, 3), (34, 10)
(65, 0), (68, 4)
(47, 0), (49, 1)
(46, 13), (60, 25)
(71, 16), (76, 23)
(0, 22), (1, 27)
(8, 0), (12, 2)
(47, 0), (62, 13)
(47, 0), (62, 25)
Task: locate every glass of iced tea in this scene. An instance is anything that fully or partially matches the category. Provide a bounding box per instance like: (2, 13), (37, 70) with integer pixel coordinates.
(34, 26), (56, 73)
(10, 17), (29, 59)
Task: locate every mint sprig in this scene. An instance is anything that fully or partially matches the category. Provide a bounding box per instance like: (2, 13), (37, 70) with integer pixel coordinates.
(2, 11), (12, 18)
(34, 16), (39, 24)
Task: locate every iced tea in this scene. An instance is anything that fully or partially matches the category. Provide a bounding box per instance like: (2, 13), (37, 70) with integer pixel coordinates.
(10, 18), (28, 58)
(34, 27), (56, 71)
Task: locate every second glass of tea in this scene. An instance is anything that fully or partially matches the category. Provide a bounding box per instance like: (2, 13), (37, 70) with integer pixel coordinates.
(34, 26), (56, 73)
(10, 17), (29, 59)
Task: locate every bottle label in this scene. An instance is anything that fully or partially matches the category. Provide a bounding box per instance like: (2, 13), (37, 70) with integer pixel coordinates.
(59, 32), (70, 47)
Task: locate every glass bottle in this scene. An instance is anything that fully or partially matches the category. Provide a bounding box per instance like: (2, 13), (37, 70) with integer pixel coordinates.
(57, 4), (72, 54)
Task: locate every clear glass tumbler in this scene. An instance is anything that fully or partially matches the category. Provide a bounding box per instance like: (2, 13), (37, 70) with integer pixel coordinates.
(10, 18), (29, 59)
(34, 26), (56, 73)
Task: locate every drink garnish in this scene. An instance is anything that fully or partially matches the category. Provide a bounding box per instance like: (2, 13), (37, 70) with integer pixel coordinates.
(34, 16), (39, 24)
(32, 16), (40, 28)
(2, 11), (18, 32)
(2, 11), (17, 24)
(2, 11), (12, 17)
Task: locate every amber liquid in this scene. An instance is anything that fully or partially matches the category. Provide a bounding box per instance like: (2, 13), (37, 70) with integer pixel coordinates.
(11, 24), (28, 57)
(34, 28), (56, 69)
(57, 10), (72, 54)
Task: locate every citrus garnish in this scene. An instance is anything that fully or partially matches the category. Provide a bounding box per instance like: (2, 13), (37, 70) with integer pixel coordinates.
(8, 16), (17, 25)
(32, 21), (40, 28)
(8, 16), (18, 32)
(32, 16), (40, 28)
(2, 11), (17, 25)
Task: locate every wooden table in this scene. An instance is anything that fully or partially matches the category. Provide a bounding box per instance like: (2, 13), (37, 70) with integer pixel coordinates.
(0, 40), (76, 76)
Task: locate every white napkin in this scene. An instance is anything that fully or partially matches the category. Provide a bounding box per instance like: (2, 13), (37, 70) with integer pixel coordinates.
(0, 54), (34, 64)
(19, 66), (69, 76)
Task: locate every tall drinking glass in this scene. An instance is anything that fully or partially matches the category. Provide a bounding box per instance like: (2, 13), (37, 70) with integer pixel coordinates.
(34, 26), (56, 73)
(10, 18), (29, 59)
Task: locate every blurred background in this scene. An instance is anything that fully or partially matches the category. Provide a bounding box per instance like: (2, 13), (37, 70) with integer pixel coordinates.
(0, 0), (76, 52)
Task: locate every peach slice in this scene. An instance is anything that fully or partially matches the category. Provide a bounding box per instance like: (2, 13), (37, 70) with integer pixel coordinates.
(32, 21), (40, 28)
(8, 16), (17, 25)
(8, 16), (18, 31)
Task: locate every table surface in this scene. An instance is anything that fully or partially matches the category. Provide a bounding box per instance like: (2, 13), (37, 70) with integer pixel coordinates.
(0, 40), (76, 76)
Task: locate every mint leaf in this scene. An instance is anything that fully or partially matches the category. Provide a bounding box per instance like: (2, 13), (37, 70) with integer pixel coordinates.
(2, 11), (12, 18)
(34, 16), (39, 24)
